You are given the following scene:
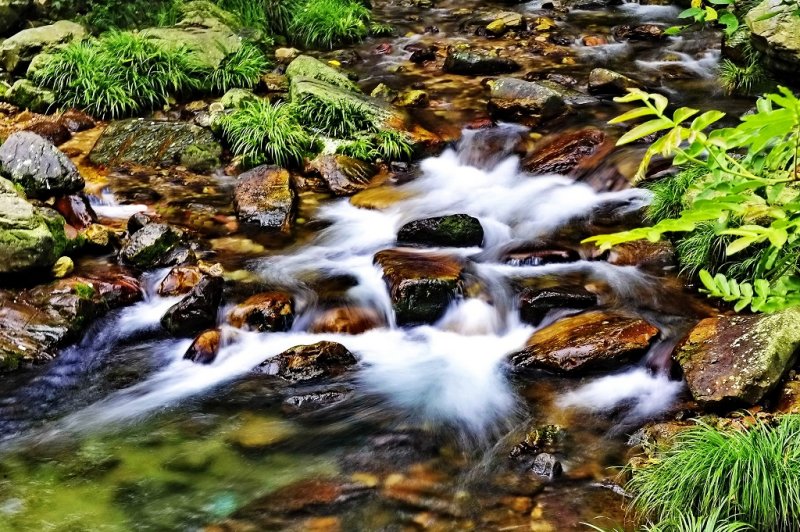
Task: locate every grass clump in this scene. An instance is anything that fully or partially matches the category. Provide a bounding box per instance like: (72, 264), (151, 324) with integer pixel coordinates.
(208, 42), (271, 93)
(289, 0), (372, 50)
(627, 416), (800, 531)
(644, 165), (706, 224)
(219, 99), (313, 167)
(294, 94), (378, 138)
(336, 130), (414, 161)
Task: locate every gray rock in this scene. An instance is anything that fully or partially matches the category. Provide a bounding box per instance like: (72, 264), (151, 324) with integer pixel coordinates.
(488, 78), (566, 125)
(233, 165), (295, 231)
(0, 20), (85, 73)
(397, 214), (484, 248)
(161, 275), (223, 336)
(285, 54), (360, 91)
(0, 132), (84, 198)
(0, 176), (67, 273)
(89, 119), (220, 168)
(530, 453), (562, 479)
(587, 68), (641, 96)
(142, 12), (241, 71)
(120, 223), (186, 269)
(255, 341), (357, 383)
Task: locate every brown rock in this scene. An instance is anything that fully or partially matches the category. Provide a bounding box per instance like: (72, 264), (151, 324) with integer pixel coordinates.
(522, 128), (610, 176)
(255, 341), (357, 383)
(21, 120), (71, 145)
(510, 311), (659, 373)
(613, 24), (666, 41)
(307, 155), (378, 196)
(183, 328), (221, 364)
(158, 265), (205, 297)
(606, 240), (675, 272)
(582, 35), (607, 46)
(519, 287), (597, 326)
(310, 307), (384, 334)
(231, 478), (371, 519)
(54, 193), (96, 229)
(228, 292), (294, 332)
(57, 109), (96, 132)
(233, 165), (295, 232)
(374, 249), (465, 325)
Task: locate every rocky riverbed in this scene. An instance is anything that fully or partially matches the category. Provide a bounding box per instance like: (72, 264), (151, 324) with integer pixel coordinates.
(1, 0), (799, 530)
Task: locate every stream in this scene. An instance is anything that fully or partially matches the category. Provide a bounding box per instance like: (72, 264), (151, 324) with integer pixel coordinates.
(0, 1), (757, 531)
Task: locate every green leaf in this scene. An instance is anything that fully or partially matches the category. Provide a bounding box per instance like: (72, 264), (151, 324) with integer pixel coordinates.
(699, 269), (716, 291)
(691, 110), (726, 131)
(719, 12), (739, 35)
(704, 6), (718, 21)
(679, 7), (703, 18)
(664, 26), (684, 35)
(651, 93), (669, 114)
(617, 117), (674, 146)
(609, 106), (657, 124)
(726, 236), (757, 255)
(673, 106), (700, 124)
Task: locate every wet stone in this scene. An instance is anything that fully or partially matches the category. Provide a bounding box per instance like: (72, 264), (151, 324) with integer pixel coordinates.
(0, 131), (84, 199)
(307, 155), (378, 196)
(503, 248), (579, 266)
(183, 328), (221, 364)
(309, 307), (384, 335)
(226, 414), (298, 451)
(57, 109), (95, 133)
(443, 46), (520, 76)
(510, 310), (659, 373)
(613, 24), (666, 41)
(488, 78), (567, 126)
(397, 214), (483, 248)
(233, 165), (295, 231)
(228, 292), (294, 332)
(160, 275), (224, 337)
(158, 265), (205, 297)
(518, 287), (597, 326)
(120, 223), (186, 270)
(54, 194), (96, 229)
(20, 120), (71, 146)
(281, 386), (355, 416)
(522, 128), (609, 176)
(530, 453), (562, 479)
(587, 68), (642, 97)
(255, 341), (357, 384)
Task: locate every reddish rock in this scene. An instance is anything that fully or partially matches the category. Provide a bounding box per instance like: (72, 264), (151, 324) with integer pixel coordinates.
(522, 128), (610, 176)
(582, 35), (607, 46)
(57, 109), (96, 132)
(54, 194), (97, 229)
(510, 311), (659, 373)
(613, 24), (666, 41)
(21, 120), (71, 145)
(183, 328), (221, 364)
(307, 155), (378, 196)
(228, 292), (294, 332)
(256, 341), (357, 383)
(310, 307), (384, 334)
(158, 265), (204, 297)
(606, 240), (676, 272)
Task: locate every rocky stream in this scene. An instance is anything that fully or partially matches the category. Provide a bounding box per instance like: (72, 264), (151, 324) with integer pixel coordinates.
(1, 0), (800, 530)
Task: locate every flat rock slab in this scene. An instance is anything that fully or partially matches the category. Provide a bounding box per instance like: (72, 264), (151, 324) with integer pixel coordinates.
(233, 165), (295, 231)
(510, 310), (659, 373)
(88, 119), (219, 168)
(0, 131), (84, 198)
(674, 308), (800, 407)
(374, 248), (465, 325)
(522, 128), (609, 176)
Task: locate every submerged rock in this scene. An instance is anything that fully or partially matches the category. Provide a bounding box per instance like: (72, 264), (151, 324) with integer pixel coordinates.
(488, 78), (566, 126)
(89, 119), (220, 169)
(0, 177), (66, 273)
(227, 414), (298, 451)
(522, 128), (609, 176)
(745, 0), (800, 76)
(0, 132), (84, 198)
(397, 214), (484, 248)
(120, 223), (187, 270)
(374, 249), (464, 325)
(613, 24), (666, 41)
(255, 341), (357, 383)
(183, 328), (221, 364)
(0, 20), (85, 73)
(310, 307), (384, 334)
(228, 292), (294, 332)
(233, 165), (295, 231)
(510, 311), (659, 373)
(161, 275), (224, 336)
(307, 155), (377, 196)
(674, 309), (800, 407)
(518, 287), (598, 326)
(444, 45), (520, 75)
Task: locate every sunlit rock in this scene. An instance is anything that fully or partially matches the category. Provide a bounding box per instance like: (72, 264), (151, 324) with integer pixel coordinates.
(0, 131), (84, 198)
(307, 155), (378, 196)
(587, 68), (642, 97)
(310, 307), (384, 335)
(228, 292), (294, 332)
(233, 165), (295, 231)
(183, 328), (221, 364)
(0, 20), (85, 73)
(255, 341), (357, 383)
(522, 128), (609, 176)
(120, 223), (188, 270)
(161, 274), (224, 336)
(746, 0), (800, 76)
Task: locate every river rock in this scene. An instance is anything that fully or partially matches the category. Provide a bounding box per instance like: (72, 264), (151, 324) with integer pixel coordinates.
(0, 132), (84, 198)
(518, 286), (598, 326)
(82, 223), (114, 251)
(54, 194), (96, 229)
(183, 328), (221, 364)
(522, 128), (609, 176)
(310, 307), (384, 334)
(21, 120), (72, 146)
(233, 165), (295, 231)
(0, 20), (86, 73)
(486, 12), (525, 35)
(510, 311), (659, 373)
(674, 309), (800, 407)
(4, 79), (56, 113)
(613, 24), (666, 41)
(503, 248), (579, 266)
(88, 119), (220, 169)
(530, 453), (562, 479)
(158, 265), (205, 297)
(444, 46), (520, 75)
(161, 275), (224, 336)
(397, 214), (484, 248)
(374, 249), (464, 325)
(488, 78), (567, 126)
(58, 109), (96, 133)
(0, 273), (141, 371)
(606, 239), (676, 272)
(307, 155), (377, 196)
(120, 223), (187, 270)
(745, 0), (800, 76)
(226, 414), (298, 451)
(228, 292), (294, 332)
(587, 68), (642, 96)
(0, 177), (66, 273)
(255, 341), (357, 383)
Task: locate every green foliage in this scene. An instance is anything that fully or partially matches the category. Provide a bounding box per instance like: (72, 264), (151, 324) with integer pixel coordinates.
(666, 0), (739, 37)
(374, 130), (414, 161)
(65, 0), (182, 33)
(336, 135), (377, 160)
(73, 282), (95, 300)
(207, 43), (270, 93)
(585, 508), (752, 531)
(584, 87), (800, 313)
(294, 94), (378, 138)
(219, 99), (313, 167)
(627, 416), (800, 531)
(289, 0), (372, 50)
(645, 165), (706, 224)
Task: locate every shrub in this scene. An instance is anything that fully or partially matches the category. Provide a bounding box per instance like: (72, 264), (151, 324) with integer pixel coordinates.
(289, 0), (372, 50)
(219, 99), (313, 167)
(627, 417), (800, 531)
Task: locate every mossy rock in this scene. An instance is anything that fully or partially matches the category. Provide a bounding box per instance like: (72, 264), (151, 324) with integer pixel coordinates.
(745, 0), (800, 76)
(285, 55), (360, 92)
(397, 214), (484, 248)
(180, 142), (222, 173)
(0, 20), (86, 73)
(4, 79), (55, 113)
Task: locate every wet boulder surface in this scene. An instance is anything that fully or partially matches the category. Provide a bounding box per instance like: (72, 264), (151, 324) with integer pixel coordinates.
(161, 275), (224, 336)
(228, 292), (294, 332)
(254, 341), (358, 383)
(0, 131), (84, 198)
(233, 165), (295, 231)
(397, 214), (484, 248)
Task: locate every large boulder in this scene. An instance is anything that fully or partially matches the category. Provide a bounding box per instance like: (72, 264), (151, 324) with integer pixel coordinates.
(374, 249), (465, 325)
(397, 214), (484, 248)
(3, 79), (56, 113)
(233, 165), (295, 231)
(0, 20), (86, 73)
(0, 132), (84, 198)
(443, 45), (520, 75)
(285, 55), (360, 91)
(674, 309), (800, 407)
(487, 78), (567, 126)
(161, 275), (224, 336)
(745, 0), (800, 76)
(0, 177), (67, 273)
(510, 311), (659, 373)
(88, 119), (220, 168)
(255, 341), (357, 383)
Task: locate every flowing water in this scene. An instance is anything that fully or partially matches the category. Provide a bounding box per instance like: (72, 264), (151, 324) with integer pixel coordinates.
(0, 1), (755, 530)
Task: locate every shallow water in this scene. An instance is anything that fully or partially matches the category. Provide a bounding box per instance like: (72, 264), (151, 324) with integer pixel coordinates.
(0, 1), (748, 530)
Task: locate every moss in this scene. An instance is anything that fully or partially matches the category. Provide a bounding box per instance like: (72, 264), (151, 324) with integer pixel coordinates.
(73, 282), (96, 300)
(180, 142), (222, 173)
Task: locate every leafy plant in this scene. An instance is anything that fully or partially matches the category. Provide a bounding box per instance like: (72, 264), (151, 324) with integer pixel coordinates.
(219, 99), (313, 167)
(207, 43), (270, 93)
(584, 508), (752, 531)
(336, 135), (377, 160)
(289, 0), (372, 50)
(584, 87), (800, 313)
(666, 0), (739, 37)
(627, 416), (800, 531)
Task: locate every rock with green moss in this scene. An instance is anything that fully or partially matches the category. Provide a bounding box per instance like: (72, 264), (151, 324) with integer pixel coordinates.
(745, 0), (800, 76)
(443, 45), (520, 76)
(0, 131), (84, 198)
(674, 308), (800, 406)
(220, 88), (258, 110)
(0, 177), (67, 273)
(89, 119), (220, 168)
(397, 214), (484, 247)
(180, 142), (222, 173)
(285, 55), (360, 92)
(120, 223), (187, 269)
(4, 79), (56, 113)
(0, 20), (86, 73)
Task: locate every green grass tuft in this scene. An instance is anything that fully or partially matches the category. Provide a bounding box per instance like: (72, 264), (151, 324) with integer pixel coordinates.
(645, 165), (706, 224)
(374, 129), (414, 161)
(219, 98), (313, 167)
(627, 416), (800, 531)
(336, 135), (377, 160)
(208, 43), (271, 93)
(294, 93), (378, 138)
(289, 0), (372, 50)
